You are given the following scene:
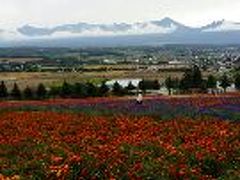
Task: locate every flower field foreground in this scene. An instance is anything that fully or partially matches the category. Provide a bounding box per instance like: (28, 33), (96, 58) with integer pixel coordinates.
(0, 111), (239, 179)
(0, 94), (240, 120)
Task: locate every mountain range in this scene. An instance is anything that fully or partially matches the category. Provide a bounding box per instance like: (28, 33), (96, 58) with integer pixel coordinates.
(2, 17), (240, 47)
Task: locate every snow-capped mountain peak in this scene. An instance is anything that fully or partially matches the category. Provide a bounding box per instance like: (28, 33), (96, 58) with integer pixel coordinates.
(151, 17), (183, 28)
(202, 19), (240, 32)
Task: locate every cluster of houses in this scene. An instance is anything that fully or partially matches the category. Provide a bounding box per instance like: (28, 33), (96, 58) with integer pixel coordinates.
(217, 56), (240, 72)
(0, 58), (43, 72)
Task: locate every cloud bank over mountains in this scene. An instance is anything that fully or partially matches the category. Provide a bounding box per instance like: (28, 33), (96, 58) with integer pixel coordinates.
(1, 17), (240, 47)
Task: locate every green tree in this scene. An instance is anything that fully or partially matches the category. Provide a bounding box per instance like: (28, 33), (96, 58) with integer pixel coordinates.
(126, 82), (136, 91)
(86, 82), (98, 97)
(179, 65), (203, 92)
(165, 77), (174, 95)
(192, 65), (203, 89)
(219, 74), (231, 93)
(207, 75), (217, 89)
(11, 83), (21, 99)
(112, 81), (124, 96)
(139, 80), (160, 90)
(234, 73), (240, 90)
(139, 80), (147, 92)
(37, 83), (47, 99)
(23, 86), (33, 99)
(172, 78), (180, 90)
(99, 81), (109, 97)
(153, 80), (160, 90)
(0, 81), (8, 98)
(179, 69), (192, 91)
(73, 83), (88, 98)
(60, 81), (72, 97)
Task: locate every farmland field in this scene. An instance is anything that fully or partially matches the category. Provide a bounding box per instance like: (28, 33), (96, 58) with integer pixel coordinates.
(0, 69), (214, 90)
(0, 94), (240, 179)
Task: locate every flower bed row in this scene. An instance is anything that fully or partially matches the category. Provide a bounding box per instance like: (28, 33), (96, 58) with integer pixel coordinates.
(0, 94), (240, 120)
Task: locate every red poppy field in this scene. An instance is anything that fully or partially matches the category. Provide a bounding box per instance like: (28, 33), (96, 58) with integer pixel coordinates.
(0, 95), (240, 179)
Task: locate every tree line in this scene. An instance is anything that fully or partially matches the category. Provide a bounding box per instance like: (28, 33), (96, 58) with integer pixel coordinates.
(165, 65), (240, 95)
(0, 79), (162, 100)
(0, 82), (48, 100)
(1, 65), (240, 100)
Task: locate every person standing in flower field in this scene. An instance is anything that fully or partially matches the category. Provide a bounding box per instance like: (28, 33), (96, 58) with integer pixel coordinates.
(136, 93), (143, 104)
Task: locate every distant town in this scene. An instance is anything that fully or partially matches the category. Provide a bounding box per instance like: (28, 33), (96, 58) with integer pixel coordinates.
(0, 45), (240, 73)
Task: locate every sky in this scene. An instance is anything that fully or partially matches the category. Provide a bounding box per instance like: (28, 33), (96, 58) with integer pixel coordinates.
(0, 0), (240, 28)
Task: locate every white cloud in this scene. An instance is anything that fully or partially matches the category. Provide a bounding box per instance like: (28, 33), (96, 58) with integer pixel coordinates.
(0, 0), (239, 28)
(19, 22), (177, 39)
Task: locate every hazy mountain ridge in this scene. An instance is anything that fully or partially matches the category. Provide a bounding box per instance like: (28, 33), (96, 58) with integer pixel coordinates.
(17, 17), (240, 38)
(2, 17), (240, 47)
(17, 17), (181, 37)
